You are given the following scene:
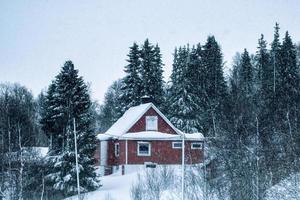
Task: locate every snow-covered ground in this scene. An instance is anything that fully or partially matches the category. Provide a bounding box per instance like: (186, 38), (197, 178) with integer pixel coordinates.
(66, 165), (192, 200)
(66, 166), (299, 200)
(264, 173), (300, 200)
(66, 166), (141, 200)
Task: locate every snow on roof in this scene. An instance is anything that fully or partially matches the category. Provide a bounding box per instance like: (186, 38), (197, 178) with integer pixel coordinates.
(121, 131), (180, 140)
(104, 103), (180, 137)
(38, 147), (49, 157)
(105, 103), (152, 137)
(119, 131), (204, 141)
(184, 132), (204, 140)
(98, 102), (204, 141)
(22, 147), (49, 157)
(97, 133), (113, 141)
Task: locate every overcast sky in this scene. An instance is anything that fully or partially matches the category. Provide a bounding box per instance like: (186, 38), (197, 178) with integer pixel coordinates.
(1, 0), (299, 102)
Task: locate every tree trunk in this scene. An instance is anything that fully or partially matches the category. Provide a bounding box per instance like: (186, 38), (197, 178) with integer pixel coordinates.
(18, 123), (24, 200)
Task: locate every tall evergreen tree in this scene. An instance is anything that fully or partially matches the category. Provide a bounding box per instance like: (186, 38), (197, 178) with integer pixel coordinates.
(42, 61), (99, 198)
(98, 79), (124, 132)
(256, 34), (272, 100)
(121, 43), (142, 112)
(278, 32), (299, 106)
(240, 49), (254, 97)
(270, 23), (281, 94)
(168, 46), (201, 133)
(140, 39), (164, 107)
(201, 36), (228, 136)
(277, 32), (300, 177)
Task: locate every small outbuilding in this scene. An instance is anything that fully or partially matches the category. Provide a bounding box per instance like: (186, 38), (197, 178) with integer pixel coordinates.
(94, 102), (204, 175)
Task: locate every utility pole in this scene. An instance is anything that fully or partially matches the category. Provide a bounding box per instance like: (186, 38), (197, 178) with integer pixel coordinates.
(73, 118), (80, 200)
(181, 133), (185, 200)
(203, 138), (207, 200)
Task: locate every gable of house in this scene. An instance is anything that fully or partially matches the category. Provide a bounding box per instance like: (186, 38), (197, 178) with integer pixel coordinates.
(127, 107), (177, 134)
(105, 103), (179, 137)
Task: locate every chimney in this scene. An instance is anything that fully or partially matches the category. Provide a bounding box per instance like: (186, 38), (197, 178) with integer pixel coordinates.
(141, 95), (152, 104)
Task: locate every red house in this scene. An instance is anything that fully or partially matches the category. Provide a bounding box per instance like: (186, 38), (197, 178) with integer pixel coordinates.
(95, 102), (204, 175)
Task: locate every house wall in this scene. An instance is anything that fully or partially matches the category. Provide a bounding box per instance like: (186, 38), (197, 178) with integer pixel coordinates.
(102, 140), (203, 166)
(127, 108), (177, 134)
(94, 140), (100, 166)
(118, 140), (203, 165)
(107, 140), (119, 166)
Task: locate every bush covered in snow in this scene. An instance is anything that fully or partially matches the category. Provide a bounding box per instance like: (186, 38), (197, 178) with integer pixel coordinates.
(130, 165), (206, 200)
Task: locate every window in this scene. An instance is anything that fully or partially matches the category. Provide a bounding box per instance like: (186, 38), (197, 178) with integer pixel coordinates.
(114, 143), (120, 157)
(137, 142), (151, 156)
(146, 116), (158, 131)
(191, 142), (203, 149)
(172, 142), (182, 149)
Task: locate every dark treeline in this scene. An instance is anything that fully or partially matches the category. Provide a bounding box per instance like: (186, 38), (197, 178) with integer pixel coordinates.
(0, 83), (47, 200)
(100, 24), (300, 199)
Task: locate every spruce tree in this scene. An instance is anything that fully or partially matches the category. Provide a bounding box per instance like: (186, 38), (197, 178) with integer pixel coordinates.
(256, 34), (272, 100)
(270, 23), (281, 94)
(98, 79), (124, 132)
(278, 32), (300, 177)
(278, 32), (299, 106)
(140, 39), (164, 107)
(201, 36), (228, 136)
(240, 49), (254, 96)
(121, 43), (142, 112)
(168, 46), (201, 133)
(42, 61), (99, 198)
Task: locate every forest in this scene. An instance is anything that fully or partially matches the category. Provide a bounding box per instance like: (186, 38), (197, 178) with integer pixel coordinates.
(0, 23), (300, 199)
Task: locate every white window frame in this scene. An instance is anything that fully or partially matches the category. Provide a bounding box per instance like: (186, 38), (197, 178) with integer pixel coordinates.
(114, 143), (120, 157)
(172, 142), (182, 149)
(145, 116), (158, 131)
(191, 142), (203, 149)
(137, 142), (151, 156)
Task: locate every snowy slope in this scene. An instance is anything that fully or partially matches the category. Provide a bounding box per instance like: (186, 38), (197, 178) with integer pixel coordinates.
(264, 173), (300, 200)
(65, 165), (195, 200)
(66, 167), (139, 200)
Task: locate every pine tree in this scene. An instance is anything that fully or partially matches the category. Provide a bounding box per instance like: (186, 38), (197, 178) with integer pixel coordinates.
(256, 34), (271, 98)
(270, 23), (281, 94)
(42, 61), (99, 198)
(277, 32), (300, 177)
(140, 39), (164, 107)
(168, 46), (201, 133)
(240, 49), (254, 96)
(278, 32), (299, 106)
(201, 36), (228, 136)
(121, 43), (142, 112)
(98, 79), (124, 132)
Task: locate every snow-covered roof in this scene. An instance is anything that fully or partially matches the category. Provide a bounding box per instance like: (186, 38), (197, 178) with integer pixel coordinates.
(121, 131), (180, 140)
(97, 103), (204, 141)
(120, 131), (204, 141)
(97, 133), (113, 141)
(184, 132), (204, 140)
(104, 103), (180, 137)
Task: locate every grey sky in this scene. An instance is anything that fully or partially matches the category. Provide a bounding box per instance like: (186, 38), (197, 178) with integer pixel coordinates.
(1, 0), (299, 102)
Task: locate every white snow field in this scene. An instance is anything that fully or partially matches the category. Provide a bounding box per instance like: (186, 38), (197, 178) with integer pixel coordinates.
(66, 166), (299, 200)
(265, 173), (300, 200)
(66, 166), (140, 200)
(65, 165), (201, 200)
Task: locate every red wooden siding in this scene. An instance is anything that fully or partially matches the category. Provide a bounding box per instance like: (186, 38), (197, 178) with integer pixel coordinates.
(104, 140), (203, 165)
(100, 140), (203, 166)
(127, 108), (177, 134)
(94, 140), (100, 166)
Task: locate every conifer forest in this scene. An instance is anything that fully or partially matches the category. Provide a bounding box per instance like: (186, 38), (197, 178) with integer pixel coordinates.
(1, 7), (300, 199)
